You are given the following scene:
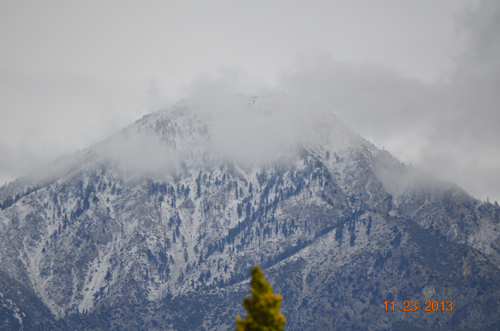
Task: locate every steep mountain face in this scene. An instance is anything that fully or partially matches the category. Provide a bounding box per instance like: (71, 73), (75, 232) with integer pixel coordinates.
(1, 95), (500, 330)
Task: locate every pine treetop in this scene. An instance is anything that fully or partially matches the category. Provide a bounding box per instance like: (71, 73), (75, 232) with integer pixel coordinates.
(235, 265), (286, 331)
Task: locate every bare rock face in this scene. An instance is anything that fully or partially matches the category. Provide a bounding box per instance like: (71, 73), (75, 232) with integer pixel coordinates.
(1, 95), (500, 330)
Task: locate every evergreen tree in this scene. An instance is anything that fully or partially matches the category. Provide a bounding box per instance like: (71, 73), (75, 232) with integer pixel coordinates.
(237, 203), (243, 218)
(196, 171), (202, 199)
(235, 265), (286, 331)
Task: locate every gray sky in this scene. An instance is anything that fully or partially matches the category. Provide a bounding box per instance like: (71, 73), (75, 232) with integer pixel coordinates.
(1, 0), (499, 202)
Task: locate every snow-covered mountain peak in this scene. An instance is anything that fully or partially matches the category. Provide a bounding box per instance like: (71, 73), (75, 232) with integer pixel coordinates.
(109, 94), (364, 168)
(1, 93), (500, 330)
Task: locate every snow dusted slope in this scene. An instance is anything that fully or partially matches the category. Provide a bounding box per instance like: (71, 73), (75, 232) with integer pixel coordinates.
(1, 94), (500, 330)
(0, 95), (363, 316)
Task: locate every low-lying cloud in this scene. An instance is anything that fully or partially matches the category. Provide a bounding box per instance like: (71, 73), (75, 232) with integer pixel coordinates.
(164, 0), (500, 202)
(97, 130), (178, 178)
(183, 73), (356, 165)
(1, 0), (498, 203)
(273, 0), (500, 202)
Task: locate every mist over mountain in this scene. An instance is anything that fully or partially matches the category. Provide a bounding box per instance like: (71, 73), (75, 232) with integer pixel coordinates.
(1, 94), (500, 330)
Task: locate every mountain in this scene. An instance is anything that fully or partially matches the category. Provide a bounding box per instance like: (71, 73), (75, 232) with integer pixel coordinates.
(1, 94), (500, 330)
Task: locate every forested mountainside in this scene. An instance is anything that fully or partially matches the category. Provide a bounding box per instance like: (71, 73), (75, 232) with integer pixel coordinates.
(1, 95), (500, 330)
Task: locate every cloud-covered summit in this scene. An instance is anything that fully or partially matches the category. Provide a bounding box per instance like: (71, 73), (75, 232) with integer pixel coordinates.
(1, 0), (499, 202)
(94, 92), (361, 179)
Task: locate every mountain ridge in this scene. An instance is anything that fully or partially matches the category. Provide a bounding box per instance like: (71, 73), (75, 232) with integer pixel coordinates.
(1, 95), (500, 330)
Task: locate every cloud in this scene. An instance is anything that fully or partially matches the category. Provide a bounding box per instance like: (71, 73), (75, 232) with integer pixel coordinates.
(0, 71), (160, 184)
(182, 70), (297, 162)
(0, 143), (45, 186)
(431, 0), (500, 201)
(274, 0), (500, 202)
(159, 0), (500, 202)
(97, 130), (178, 178)
(278, 51), (437, 143)
(1, 0), (498, 204)
(206, 95), (317, 162)
(454, 0), (500, 73)
(183, 69), (362, 164)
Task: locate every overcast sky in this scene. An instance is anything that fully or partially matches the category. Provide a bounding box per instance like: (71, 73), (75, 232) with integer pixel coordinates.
(1, 0), (499, 202)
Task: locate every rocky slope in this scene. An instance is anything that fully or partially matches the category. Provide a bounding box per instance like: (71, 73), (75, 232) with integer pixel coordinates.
(1, 95), (500, 330)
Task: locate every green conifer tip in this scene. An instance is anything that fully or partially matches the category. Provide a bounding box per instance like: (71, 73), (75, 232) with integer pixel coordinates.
(235, 264), (286, 331)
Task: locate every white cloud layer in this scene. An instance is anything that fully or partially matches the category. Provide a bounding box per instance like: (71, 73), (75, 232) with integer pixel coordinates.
(277, 0), (500, 202)
(0, 0), (499, 202)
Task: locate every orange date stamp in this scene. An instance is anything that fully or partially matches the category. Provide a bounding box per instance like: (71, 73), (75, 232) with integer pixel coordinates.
(384, 300), (453, 312)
